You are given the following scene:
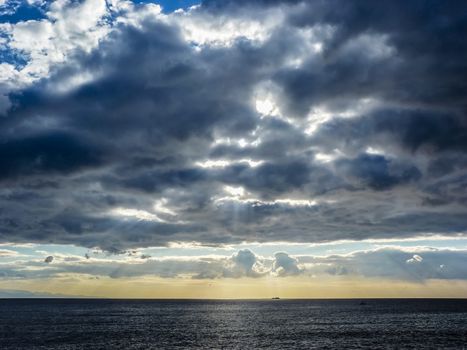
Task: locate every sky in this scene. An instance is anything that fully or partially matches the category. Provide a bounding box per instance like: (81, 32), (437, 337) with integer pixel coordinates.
(0, 0), (467, 298)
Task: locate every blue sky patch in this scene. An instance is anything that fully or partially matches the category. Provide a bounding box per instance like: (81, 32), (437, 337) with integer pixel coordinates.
(0, 0), (46, 24)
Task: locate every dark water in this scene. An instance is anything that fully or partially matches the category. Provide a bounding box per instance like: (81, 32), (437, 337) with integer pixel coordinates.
(1, 299), (467, 349)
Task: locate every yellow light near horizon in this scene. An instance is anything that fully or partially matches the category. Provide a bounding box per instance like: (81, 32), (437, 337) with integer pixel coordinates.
(2, 276), (467, 299)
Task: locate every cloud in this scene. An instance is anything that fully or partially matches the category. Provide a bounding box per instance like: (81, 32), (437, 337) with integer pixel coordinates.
(299, 247), (467, 282)
(2, 247), (467, 283)
(0, 131), (104, 180)
(272, 252), (301, 276)
(406, 254), (423, 264)
(334, 153), (421, 191)
(231, 249), (257, 273)
(0, 249), (18, 257)
(0, 0), (465, 250)
(226, 249), (267, 277)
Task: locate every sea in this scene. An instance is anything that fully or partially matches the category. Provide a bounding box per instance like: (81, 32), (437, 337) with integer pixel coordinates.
(1, 299), (467, 349)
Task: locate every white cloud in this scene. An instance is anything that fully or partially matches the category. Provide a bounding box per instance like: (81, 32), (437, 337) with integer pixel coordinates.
(109, 207), (166, 223)
(1, 246), (467, 282)
(171, 6), (284, 48)
(272, 252), (301, 276)
(0, 0), (149, 105)
(229, 249), (260, 276)
(406, 254), (423, 264)
(9, 0), (110, 81)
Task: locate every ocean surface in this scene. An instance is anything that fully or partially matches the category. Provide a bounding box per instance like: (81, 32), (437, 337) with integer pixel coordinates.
(1, 299), (467, 349)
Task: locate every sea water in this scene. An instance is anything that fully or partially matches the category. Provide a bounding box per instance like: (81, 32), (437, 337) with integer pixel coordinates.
(1, 299), (466, 349)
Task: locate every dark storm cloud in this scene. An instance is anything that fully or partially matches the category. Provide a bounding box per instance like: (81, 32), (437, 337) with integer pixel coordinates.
(334, 154), (421, 191)
(312, 109), (467, 155)
(210, 117), (310, 161)
(0, 131), (103, 180)
(7, 22), (256, 140)
(220, 160), (313, 196)
(217, 0), (467, 120)
(0, 0), (466, 249)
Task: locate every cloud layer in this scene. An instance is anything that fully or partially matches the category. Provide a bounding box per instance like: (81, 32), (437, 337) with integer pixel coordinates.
(0, 0), (466, 250)
(2, 246), (467, 284)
